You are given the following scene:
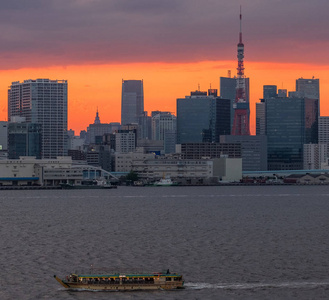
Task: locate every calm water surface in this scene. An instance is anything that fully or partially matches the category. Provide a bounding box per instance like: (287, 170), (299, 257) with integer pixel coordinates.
(1, 185), (329, 299)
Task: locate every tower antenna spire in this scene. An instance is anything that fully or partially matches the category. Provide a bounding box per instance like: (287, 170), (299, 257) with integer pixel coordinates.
(239, 5), (242, 43)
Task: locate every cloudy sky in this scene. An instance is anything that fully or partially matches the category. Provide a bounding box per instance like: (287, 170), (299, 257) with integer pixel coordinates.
(0, 0), (328, 131)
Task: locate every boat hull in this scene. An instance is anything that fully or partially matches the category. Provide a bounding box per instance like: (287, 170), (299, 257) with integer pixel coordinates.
(61, 283), (183, 290)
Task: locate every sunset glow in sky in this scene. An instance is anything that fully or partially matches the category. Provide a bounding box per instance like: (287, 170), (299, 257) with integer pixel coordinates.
(1, 0), (328, 135)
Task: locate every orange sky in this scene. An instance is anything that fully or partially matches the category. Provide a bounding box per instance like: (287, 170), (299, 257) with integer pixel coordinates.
(1, 61), (328, 135)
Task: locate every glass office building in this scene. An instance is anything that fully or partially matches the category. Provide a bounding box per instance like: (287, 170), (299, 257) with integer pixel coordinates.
(8, 123), (42, 159)
(266, 97), (305, 170)
(121, 80), (144, 125)
(177, 93), (231, 144)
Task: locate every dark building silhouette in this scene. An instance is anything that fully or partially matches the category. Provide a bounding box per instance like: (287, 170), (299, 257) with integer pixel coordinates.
(121, 79), (144, 125)
(8, 122), (42, 159)
(266, 97), (310, 170)
(263, 85), (277, 99)
(177, 90), (231, 144)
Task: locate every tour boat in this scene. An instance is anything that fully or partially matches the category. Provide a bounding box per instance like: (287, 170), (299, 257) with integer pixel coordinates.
(54, 270), (184, 291)
(153, 178), (178, 186)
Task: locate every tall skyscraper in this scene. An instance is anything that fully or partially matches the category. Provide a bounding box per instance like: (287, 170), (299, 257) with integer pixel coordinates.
(263, 85), (277, 99)
(296, 77), (320, 115)
(121, 80), (144, 125)
(177, 91), (231, 144)
(8, 79), (68, 159)
(256, 100), (266, 135)
(296, 78), (319, 100)
(177, 93), (214, 144)
(304, 98), (318, 144)
(220, 76), (249, 130)
(266, 97), (305, 170)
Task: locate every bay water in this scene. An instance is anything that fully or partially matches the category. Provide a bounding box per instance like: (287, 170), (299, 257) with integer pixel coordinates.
(1, 185), (329, 299)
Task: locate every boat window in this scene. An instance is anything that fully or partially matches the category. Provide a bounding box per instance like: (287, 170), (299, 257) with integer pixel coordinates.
(166, 277), (172, 281)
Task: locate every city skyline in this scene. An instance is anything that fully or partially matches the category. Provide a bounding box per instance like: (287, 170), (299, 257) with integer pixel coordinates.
(0, 1), (328, 133)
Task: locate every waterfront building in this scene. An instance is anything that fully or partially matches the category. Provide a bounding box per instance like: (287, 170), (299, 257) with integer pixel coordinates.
(220, 135), (267, 171)
(115, 148), (156, 172)
(121, 80), (144, 125)
(0, 121), (8, 151)
(132, 156), (242, 183)
(176, 143), (241, 159)
(0, 156), (117, 186)
(303, 143), (327, 170)
(8, 79), (68, 159)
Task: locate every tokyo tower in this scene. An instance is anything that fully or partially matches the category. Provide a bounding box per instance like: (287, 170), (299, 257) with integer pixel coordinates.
(232, 7), (250, 135)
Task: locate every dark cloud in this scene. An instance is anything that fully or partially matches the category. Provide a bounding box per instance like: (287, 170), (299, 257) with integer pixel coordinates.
(0, 0), (328, 69)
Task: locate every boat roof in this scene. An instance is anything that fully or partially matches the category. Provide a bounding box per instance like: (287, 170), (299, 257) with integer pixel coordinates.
(73, 272), (182, 278)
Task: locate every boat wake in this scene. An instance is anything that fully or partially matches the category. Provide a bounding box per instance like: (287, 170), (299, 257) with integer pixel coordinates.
(185, 280), (329, 290)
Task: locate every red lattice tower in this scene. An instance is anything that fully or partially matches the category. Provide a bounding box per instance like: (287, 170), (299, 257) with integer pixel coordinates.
(232, 7), (250, 135)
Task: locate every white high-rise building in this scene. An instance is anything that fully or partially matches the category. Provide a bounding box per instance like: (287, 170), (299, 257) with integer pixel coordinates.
(303, 143), (327, 170)
(152, 111), (177, 154)
(8, 79), (68, 158)
(318, 117), (329, 144)
(115, 130), (136, 153)
(318, 117), (329, 157)
(151, 112), (176, 141)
